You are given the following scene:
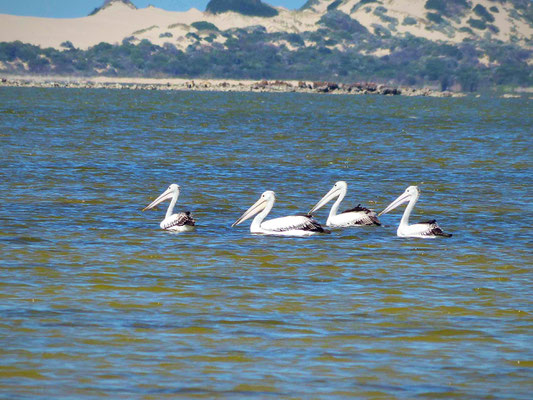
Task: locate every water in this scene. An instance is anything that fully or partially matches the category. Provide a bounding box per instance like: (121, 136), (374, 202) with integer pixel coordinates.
(0, 87), (531, 399)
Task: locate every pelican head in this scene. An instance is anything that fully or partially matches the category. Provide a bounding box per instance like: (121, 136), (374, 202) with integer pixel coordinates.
(309, 181), (347, 214)
(231, 190), (275, 227)
(378, 185), (419, 216)
(143, 184), (180, 211)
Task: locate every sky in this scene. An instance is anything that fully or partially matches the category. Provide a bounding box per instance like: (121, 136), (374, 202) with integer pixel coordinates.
(0, 0), (308, 18)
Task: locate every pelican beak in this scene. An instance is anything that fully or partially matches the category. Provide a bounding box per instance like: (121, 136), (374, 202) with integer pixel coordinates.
(142, 187), (174, 211)
(309, 185), (340, 214)
(231, 196), (268, 227)
(378, 191), (411, 216)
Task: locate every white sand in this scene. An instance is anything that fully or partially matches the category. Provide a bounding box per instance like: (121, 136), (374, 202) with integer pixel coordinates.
(0, 2), (320, 50)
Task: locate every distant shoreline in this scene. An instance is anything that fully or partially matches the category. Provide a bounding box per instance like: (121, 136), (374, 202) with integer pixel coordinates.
(0, 75), (469, 97)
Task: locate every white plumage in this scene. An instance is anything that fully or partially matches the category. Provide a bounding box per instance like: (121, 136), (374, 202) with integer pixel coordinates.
(232, 190), (329, 237)
(309, 181), (380, 228)
(143, 184), (196, 232)
(379, 186), (451, 238)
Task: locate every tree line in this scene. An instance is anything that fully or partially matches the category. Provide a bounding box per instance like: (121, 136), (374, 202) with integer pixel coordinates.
(0, 12), (531, 92)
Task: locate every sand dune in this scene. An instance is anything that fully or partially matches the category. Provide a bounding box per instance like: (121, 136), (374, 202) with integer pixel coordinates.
(0, 0), (531, 51)
(0, 3), (319, 50)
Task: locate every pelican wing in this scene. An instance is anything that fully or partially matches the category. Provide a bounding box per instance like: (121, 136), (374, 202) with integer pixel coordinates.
(162, 211), (196, 230)
(412, 220), (452, 238)
(261, 215), (330, 233)
(340, 204), (381, 226)
(342, 204), (371, 214)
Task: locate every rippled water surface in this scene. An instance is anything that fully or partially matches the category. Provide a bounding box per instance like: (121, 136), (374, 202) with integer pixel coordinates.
(1, 87), (531, 399)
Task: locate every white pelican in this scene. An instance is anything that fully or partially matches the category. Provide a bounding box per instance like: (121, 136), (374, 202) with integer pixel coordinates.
(142, 184), (196, 231)
(378, 186), (452, 238)
(231, 190), (330, 237)
(309, 181), (380, 228)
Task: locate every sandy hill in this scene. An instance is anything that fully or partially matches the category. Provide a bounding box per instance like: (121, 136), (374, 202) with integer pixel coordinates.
(0, 0), (531, 91)
(0, 0), (531, 51)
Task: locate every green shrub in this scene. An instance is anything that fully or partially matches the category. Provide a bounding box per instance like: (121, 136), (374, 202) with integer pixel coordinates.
(327, 0), (342, 11)
(204, 34), (217, 43)
(425, 0), (468, 17)
(60, 41), (75, 50)
(206, 0), (278, 17)
(459, 26), (473, 34)
(186, 32), (201, 40)
(191, 21), (220, 31)
(374, 6), (398, 25)
(473, 4), (495, 23)
(372, 24), (391, 37)
(402, 17), (417, 26)
(286, 33), (304, 46)
(319, 10), (369, 34)
(300, 0), (320, 10)
(425, 0), (446, 13)
(488, 24), (499, 34)
(132, 26), (158, 35)
(468, 18), (487, 30)
(427, 12), (444, 24)
(28, 56), (50, 72)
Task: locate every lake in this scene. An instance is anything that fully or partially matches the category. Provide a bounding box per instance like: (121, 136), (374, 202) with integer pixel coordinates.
(0, 87), (531, 399)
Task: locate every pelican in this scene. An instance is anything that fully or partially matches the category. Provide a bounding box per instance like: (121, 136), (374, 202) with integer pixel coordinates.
(378, 186), (451, 238)
(309, 181), (380, 228)
(142, 184), (196, 231)
(231, 190), (330, 236)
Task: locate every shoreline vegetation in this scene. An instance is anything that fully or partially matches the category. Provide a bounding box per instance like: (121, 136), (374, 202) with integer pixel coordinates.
(1, 75), (471, 97)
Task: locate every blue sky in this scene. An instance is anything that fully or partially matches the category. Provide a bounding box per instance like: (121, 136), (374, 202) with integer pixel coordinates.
(0, 0), (308, 18)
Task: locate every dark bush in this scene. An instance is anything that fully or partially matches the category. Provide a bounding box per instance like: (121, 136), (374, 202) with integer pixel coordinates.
(402, 17), (417, 25)
(28, 56), (50, 72)
(427, 12), (444, 24)
(473, 4), (495, 23)
(60, 41), (75, 50)
(425, 0), (446, 13)
(286, 33), (305, 46)
(319, 10), (369, 34)
(327, 0), (342, 11)
(425, 0), (468, 17)
(468, 18), (487, 30)
(459, 26), (474, 34)
(191, 21), (220, 31)
(206, 0), (278, 17)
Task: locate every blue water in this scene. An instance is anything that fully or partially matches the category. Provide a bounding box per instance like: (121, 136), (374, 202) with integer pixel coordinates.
(0, 87), (532, 398)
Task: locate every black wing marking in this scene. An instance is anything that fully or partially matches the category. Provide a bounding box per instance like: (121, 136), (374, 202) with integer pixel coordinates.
(342, 204), (371, 214)
(180, 211), (196, 226)
(341, 204), (381, 226)
(418, 219), (452, 237)
(164, 211), (196, 229)
(304, 217), (331, 234)
(274, 215), (330, 234)
(430, 226), (452, 237)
